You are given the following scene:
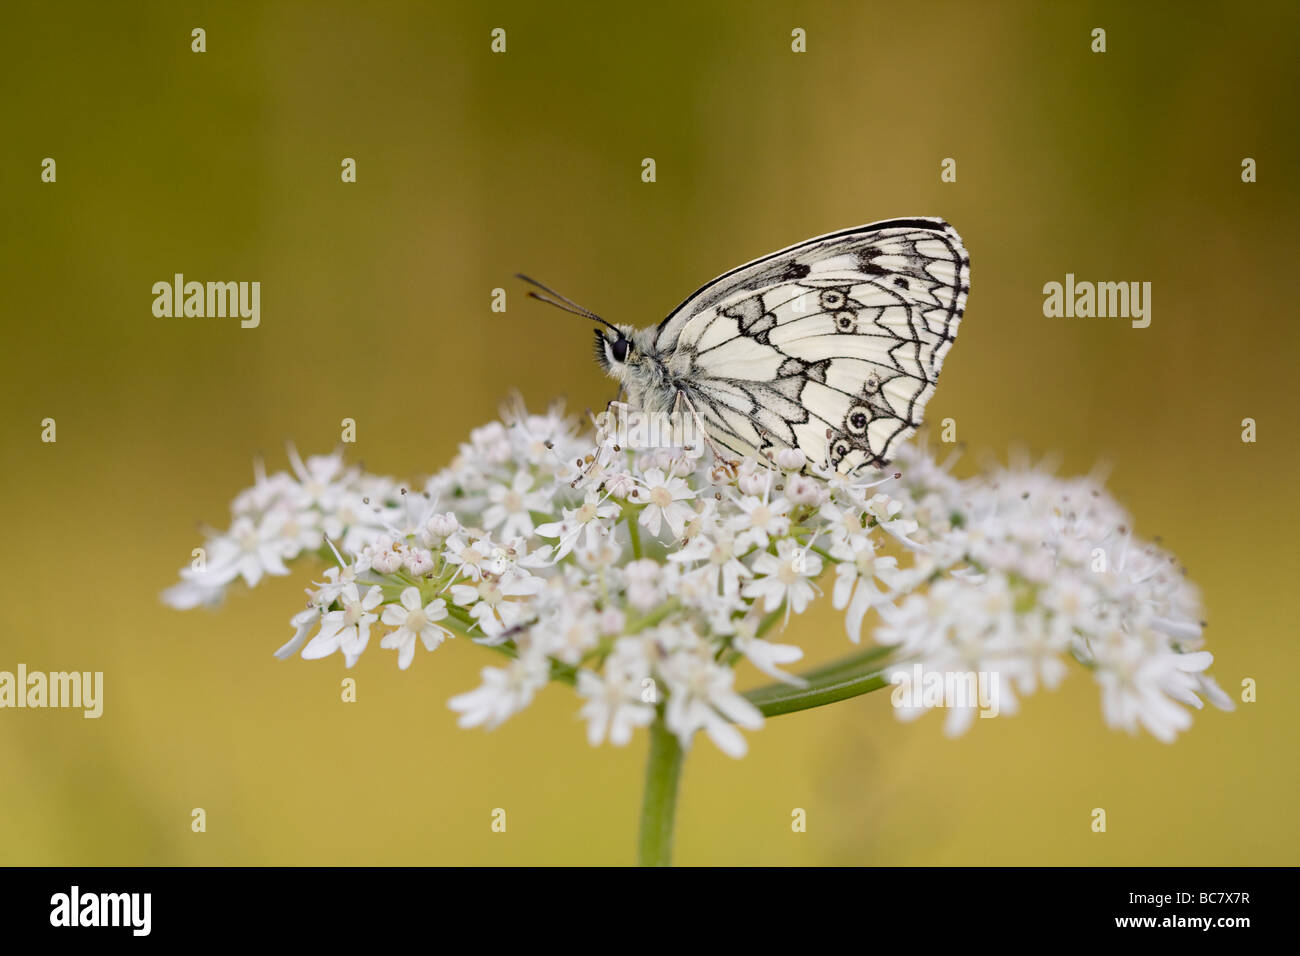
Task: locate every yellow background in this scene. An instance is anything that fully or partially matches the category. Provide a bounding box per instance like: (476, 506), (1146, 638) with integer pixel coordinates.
(2, 0), (1296, 865)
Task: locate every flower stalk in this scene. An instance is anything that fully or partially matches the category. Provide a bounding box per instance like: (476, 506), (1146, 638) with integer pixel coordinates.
(745, 644), (897, 717)
(638, 712), (685, 867)
(639, 645), (898, 865)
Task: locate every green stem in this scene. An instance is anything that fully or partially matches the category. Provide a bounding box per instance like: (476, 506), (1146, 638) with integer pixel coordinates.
(744, 644), (900, 717)
(632, 645), (901, 865)
(638, 713), (685, 867)
(627, 599), (681, 633)
(627, 512), (643, 559)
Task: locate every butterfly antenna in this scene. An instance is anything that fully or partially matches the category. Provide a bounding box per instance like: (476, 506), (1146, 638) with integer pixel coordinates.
(515, 273), (620, 333)
(515, 273), (598, 315)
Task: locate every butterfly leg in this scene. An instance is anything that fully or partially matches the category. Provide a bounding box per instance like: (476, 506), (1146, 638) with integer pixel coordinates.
(568, 403), (625, 488)
(672, 389), (740, 478)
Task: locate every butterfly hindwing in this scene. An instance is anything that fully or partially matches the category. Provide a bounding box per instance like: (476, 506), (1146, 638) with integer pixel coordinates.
(658, 218), (968, 472)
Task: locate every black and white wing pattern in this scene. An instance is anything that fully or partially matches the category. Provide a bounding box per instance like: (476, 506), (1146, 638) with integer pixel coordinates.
(655, 218), (969, 473)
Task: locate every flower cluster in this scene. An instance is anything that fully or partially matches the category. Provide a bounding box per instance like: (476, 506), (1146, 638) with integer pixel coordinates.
(879, 445), (1233, 740)
(163, 401), (1231, 754)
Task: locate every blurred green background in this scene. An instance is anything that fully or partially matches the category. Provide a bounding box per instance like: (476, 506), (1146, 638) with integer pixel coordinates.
(2, 0), (1297, 865)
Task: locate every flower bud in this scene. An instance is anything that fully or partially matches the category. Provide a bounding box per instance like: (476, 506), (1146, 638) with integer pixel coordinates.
(775, 447), (806, 470)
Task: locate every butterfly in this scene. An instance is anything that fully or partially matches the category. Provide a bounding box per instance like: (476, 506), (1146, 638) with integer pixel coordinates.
(520, 217), (969, 474)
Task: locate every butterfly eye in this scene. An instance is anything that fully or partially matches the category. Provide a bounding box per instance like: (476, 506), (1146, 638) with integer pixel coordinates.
(611, 337), (629, 362)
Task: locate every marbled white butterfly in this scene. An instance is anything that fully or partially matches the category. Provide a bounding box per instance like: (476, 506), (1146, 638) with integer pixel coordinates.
(521, 217), (969, 474)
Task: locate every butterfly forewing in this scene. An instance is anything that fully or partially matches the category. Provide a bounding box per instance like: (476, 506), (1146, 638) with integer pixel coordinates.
(656, 218), (968, 473)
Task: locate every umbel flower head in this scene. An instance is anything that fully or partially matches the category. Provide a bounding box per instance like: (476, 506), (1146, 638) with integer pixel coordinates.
(163, 399), (1232, 755)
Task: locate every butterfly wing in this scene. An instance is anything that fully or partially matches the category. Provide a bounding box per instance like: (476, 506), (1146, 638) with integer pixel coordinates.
(655, 218), (969, 472)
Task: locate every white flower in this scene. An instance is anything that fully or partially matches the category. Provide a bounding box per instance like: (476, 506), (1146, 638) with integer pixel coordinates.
(276, 508), (324, 556)
(576, 642), (656, 745)
(302, 584), (383, 667)
(449, 657), (550, 729)
(383, 489), (443, 543)
(729, 493), (792, 551)
(275, 606), (321, 659)
(662, 649), (764, 758)
(680, 497), (724, 542)
(231, 458), (295, 516)
(733, 633), (807, 685)
(637, 468), (695, 539)
(449, 574), (545, 642)
(744, 539), (823, 615)
(535, 491), (620, 561)
(507, 405), (574, 467)
(380, 587), (452, 669)
(574, 524), (623, 569)
(622, 558), (663, 612)
(666, 531), (750, 599)
(865, 493), (920, 546)
(287, 446), (349, 510)
(160, 576), (226, 610)
(312, 562), (363, 605)
(1095, 644), (1229, 743)
(320, 491), (388, 556)
(443, 534), (497, 582)
(830, 534), (897, 643)
(484, 471), (550, 539)
(490, 536), (553, 577)
(540, 600), (602, 665)
(818, 499), (868, 545)
(466, 421), (512, 467)
(205, 514), (293, 587)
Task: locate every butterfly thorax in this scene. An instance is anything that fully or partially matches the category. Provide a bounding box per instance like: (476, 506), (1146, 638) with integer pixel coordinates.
(600, 326), (685, 413)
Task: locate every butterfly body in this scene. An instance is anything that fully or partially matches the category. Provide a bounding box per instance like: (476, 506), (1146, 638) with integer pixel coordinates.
(594, 324), (715, 418)
(579, 217), (968, 473)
